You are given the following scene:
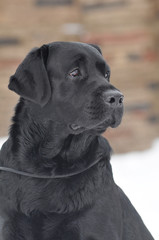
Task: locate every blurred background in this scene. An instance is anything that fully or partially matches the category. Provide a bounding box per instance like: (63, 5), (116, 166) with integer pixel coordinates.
(0, 0), (159, 153)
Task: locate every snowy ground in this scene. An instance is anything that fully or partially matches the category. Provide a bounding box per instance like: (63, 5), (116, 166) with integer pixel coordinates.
(0, 137), (158, 239)
(111, 139), (159, 240)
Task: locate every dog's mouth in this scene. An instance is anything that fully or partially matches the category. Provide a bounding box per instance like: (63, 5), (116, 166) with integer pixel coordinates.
(69, 116), (121, 134)
(69, 124), (87, 134)
(69, 99), (124, 134)
(70, 124), (85, 131)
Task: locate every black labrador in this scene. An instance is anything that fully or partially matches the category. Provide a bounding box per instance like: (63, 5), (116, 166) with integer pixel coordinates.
(0, 42), (154, 239)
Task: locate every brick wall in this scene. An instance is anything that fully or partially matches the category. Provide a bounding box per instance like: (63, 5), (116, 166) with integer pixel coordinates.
(80, 0), (159, 152)
(0, 0), (159, 153)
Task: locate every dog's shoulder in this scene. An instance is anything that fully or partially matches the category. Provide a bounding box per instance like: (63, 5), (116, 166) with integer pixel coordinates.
(117, 186), (154, 239)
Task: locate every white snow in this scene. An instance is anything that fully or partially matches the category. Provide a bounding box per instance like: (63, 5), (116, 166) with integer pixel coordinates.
(111, 139), (159, 240)
(0, 137), (158, 239)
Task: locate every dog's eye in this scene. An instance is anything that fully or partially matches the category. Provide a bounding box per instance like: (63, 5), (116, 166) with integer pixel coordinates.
(69, 69), (80, 77)
(105, 71), (110, 80)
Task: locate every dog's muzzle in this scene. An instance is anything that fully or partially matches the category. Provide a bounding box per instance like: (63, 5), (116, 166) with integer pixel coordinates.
(70, 89), (124, 133)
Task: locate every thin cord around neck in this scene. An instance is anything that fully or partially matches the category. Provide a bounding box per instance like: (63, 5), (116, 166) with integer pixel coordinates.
(0, 155), (103, 179)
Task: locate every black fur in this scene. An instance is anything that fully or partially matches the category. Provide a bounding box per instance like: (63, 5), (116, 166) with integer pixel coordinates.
(0, 42), (154, 239)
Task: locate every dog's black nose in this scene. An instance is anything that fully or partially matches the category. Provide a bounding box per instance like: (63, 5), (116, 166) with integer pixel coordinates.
(103, 90), (124, 107)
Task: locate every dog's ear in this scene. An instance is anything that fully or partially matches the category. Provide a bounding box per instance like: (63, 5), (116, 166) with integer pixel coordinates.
(8, 45), (51, 107)
(89, 44), (102, 55)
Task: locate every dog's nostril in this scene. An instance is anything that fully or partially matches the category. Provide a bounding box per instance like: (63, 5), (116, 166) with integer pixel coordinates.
(108, 97), (115, 104)
(119, 96), (124, 104)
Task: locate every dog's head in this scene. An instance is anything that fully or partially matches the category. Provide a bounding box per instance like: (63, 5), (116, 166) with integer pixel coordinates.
(9, 42), (124, 134)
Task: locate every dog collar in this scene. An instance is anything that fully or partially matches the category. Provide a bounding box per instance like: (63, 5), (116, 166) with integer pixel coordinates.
(0, 137), (110, 179)
(0, 156), (102, 179)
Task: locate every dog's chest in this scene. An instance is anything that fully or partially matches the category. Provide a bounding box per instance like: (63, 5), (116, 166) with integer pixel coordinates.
(21, 174), (122, 240)
(41, 191), (122, 240)
(17, 161), (109, 215)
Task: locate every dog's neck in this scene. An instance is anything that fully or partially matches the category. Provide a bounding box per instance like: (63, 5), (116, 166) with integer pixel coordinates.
(39, 122), (98, 164)
(8, 99), (109, 172)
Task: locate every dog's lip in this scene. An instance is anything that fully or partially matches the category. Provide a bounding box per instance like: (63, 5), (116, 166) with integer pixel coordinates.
(93, 118), (113, 129)
(69, 113), (122, 132)
(69, 124), (85, 131)
(70, 118), (114, 132)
